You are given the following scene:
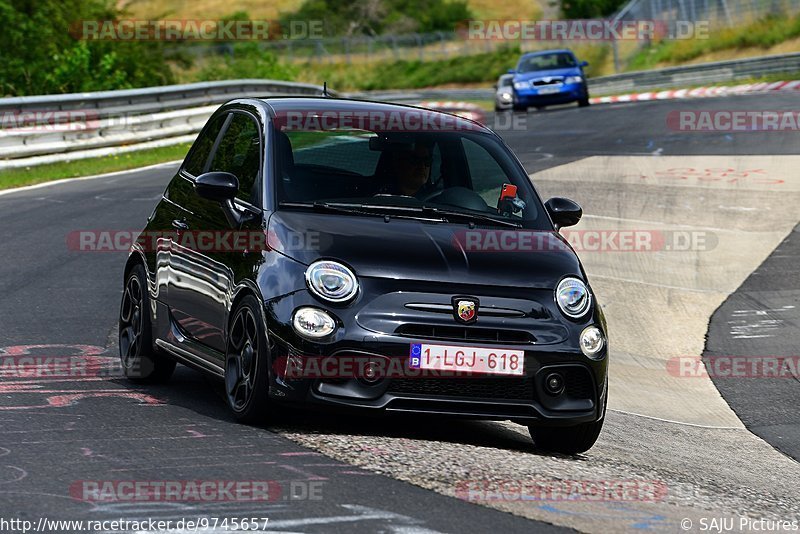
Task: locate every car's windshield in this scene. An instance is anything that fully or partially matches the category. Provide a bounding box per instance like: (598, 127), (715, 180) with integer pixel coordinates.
(517, 52), (577, 73)
(273, 116), (547, 229)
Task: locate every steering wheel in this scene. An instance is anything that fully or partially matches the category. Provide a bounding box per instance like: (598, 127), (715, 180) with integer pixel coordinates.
(418, 187), (443, 202)
(425, 187), (491, 212)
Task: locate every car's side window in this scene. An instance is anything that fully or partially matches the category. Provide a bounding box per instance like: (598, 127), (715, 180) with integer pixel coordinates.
(183, 115), (228, 177)
(208, 112), (262, 206)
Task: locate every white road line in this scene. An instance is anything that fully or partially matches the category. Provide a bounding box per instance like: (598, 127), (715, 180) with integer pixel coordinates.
(0, 160), (182, 198)
(589, 274), (723, 294)
(609, 409), (742, 430)
(581, 214), (743, 233)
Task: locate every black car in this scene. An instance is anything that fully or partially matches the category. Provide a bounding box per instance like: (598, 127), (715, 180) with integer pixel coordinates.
(119, 97), (608, 454)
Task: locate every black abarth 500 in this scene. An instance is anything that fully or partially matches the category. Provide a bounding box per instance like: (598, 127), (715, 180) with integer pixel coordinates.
(119, 97), (608, 454)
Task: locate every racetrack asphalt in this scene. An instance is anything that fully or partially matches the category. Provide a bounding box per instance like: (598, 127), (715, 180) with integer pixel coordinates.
(0, 92), (798, 533)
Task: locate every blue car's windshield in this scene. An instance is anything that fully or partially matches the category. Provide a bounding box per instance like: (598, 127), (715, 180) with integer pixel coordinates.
(517, 52), (577, 73)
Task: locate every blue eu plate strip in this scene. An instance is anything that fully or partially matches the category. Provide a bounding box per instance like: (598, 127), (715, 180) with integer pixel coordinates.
(409, 343), (422, 369)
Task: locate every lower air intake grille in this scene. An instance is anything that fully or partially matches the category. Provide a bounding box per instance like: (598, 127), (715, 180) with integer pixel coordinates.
(388, 375), (534, 401)
(395, 324), (533, 344)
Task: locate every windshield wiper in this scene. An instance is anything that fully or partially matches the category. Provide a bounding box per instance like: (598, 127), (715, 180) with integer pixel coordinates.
(279, 201), (522, 228)
(278, 201), (446, 222)
(279, 201), (377, 216)
(421, 206), (522, 228)
(353, 203), (522, 228)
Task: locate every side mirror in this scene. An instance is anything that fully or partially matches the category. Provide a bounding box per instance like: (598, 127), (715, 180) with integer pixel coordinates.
(493, 83), (498, 90)
(194, 171), (239, 202)
(580, 60), (589, 67)
(545, 197), (582, 229)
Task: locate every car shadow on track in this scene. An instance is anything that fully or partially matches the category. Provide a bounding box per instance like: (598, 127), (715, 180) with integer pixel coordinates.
(111, 365), (586, 458)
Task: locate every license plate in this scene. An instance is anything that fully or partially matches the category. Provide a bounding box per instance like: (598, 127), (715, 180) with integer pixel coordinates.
(409, 343), (524, 376)
(536, 85), (561, 95)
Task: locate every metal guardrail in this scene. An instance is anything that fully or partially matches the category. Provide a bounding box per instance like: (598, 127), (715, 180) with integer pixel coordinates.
(352, 53), (800, 102)
(588, 52), (800, 93)
(2, 52), (798, 170)
(0, 80), (326, 169)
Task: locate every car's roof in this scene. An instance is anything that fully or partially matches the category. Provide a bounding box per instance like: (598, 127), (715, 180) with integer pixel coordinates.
(246, 96), (492, 134)
(520, 49), (574, 58)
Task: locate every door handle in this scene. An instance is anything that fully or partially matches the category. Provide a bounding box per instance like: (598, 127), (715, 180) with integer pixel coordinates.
(171, 219), (189, 231)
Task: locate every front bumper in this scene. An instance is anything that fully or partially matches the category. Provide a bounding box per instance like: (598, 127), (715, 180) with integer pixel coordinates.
(514, 82), (586, 106)
(264, 285), (608, 426)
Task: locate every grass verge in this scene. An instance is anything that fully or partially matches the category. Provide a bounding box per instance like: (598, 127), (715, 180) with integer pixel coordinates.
(0, 143), (191, 191)
(628, 13), (800, 71)
(300, 45), (611, 91)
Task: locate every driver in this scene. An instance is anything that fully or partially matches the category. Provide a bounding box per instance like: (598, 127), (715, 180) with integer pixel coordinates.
(384, 143), (433, 197)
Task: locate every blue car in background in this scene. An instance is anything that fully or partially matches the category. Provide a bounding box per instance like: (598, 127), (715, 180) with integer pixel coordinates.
(510, 49), (590, 111)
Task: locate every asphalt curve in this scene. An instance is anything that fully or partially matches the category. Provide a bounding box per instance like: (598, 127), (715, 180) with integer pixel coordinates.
(704, 221), (800, 460)
(0, 166), (564, 533)
(0, 92), (798, 533)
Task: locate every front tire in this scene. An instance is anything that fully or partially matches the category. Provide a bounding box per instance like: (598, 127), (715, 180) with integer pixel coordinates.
(224, 295), (272, 424)
(528, 418), (604, 455)
(119, 264), (176, 383)
(578, 92), (590, 107)
(528, 392), (606, 454)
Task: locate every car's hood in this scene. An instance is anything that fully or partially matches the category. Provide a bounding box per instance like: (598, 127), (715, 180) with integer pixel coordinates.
(514, 67), (579, 81)
(268, 211), (584, 289)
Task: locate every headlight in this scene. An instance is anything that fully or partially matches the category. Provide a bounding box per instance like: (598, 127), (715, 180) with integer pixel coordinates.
(580, 326), (605, 359)
(293, 307), (337, 339)
(565, 76), (583, 84)
(555, 277), (591, 318)
(305, 260), (358, 303)
(513, 82), (528, 90)
(500, 92), (513, 101)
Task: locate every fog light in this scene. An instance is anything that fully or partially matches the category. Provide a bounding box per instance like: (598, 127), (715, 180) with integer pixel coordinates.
(580, 326), (605, 359)
(359, 360), (384, 385)
(544, 372), (565, 395)
(292, 307), (336, 339)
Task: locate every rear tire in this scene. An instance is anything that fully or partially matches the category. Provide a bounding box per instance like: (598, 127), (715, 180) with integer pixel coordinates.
(119, 264), (176, 383)
(224, 295), (272, 424)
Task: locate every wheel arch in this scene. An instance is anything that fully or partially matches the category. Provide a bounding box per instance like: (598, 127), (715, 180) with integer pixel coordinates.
(226, 281), (268, 338)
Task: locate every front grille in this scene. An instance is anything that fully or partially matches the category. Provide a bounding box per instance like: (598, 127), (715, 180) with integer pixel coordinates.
(532, 79), (562, 86)
(388, 375), (534, 401)
(395, 324), (534, 344)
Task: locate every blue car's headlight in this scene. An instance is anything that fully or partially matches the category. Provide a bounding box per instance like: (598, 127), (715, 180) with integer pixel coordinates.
(565, 76), (583, 84)
(305, 260), (359, 303)
(555, 277), (591, 318)
(513, 82), (528, 90)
